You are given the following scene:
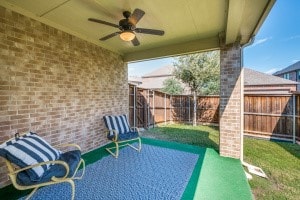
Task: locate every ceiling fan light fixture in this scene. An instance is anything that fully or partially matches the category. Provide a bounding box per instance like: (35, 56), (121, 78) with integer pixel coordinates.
(120, 31), (135, 41)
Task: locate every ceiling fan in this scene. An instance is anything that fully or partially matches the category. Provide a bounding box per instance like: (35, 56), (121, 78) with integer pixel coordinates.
(88, 8), (164, 46)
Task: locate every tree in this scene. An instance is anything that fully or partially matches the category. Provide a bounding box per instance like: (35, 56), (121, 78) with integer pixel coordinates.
(161, 78), (184, 95)
(173, 51), (220, 126)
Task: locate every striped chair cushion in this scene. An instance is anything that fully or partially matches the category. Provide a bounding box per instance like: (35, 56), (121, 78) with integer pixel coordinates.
(103, 115), (131, 138)
(0, 132), (61, 181)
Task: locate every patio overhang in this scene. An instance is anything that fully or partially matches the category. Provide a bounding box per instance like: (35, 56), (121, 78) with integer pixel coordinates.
(0, 0), (276, 161)
(0, 0), (275, 62)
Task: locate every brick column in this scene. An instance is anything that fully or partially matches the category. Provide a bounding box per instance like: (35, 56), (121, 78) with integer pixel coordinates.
(219, 44), (243, 159)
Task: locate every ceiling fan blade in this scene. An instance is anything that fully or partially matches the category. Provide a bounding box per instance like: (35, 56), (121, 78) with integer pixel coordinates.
(88, 18), (119, 28)
(129, 9), (145, 25)
(135, 28), (165, 36)
(131, 37), (140, 46)
(100, 32), (121, 41)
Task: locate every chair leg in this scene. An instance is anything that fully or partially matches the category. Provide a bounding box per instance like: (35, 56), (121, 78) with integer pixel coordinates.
(106, 138), (141, 158)
(106, 142), (119, 158)
(127, 138), (142, 152)
(25, 187), (39, 200)
(115, 142), (119, 158)
(138, 137), (142, 152)
(72, 159), (86, 180)
(66, 179), (75, 200)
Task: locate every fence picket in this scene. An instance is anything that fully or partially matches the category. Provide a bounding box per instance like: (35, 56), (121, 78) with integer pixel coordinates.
(128, 84), (300, 142)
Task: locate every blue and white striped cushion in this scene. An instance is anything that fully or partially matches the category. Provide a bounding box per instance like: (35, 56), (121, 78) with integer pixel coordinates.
(103, 115), (131, 137)
(0, 132), (60, 181)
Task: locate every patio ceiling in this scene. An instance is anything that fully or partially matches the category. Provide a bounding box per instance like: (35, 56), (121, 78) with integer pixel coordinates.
(0, 0), (275, 62)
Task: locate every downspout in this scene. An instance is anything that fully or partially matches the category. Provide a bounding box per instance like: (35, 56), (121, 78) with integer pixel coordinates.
(240, 36), (255, 162)
(236, 0), (276, 179)
(292, 93), (296, 144)
(240, 36), (269, 180)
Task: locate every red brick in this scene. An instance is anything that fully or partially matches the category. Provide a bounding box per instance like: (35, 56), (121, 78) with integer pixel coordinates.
(0, 5), (128, 188)
(219, 44), (242, 159)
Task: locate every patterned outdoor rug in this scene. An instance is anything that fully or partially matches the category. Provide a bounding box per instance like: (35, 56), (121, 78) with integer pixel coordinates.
(21, 144), (199, 200)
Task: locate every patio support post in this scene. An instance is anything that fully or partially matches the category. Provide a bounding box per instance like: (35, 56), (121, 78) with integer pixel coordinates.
(219, 43), (243, 159)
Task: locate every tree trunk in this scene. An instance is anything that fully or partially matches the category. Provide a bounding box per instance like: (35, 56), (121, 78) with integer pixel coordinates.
(193, 90), (197, 126)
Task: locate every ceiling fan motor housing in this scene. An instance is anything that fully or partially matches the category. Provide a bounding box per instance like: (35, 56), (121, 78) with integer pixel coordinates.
(119, 19), (135, 31)
(123, 11), (131, 18)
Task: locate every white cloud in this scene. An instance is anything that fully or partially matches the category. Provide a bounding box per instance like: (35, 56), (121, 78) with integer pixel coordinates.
(265, 68), (280, 75)
(251, 37), (272, 47)
(289, 35), (300, 40)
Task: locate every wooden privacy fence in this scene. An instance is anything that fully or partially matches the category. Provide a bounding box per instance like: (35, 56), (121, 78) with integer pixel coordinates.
(129, 84), (219, 126)
(129, 84), (300, 143)
(244, 94), (300, 143)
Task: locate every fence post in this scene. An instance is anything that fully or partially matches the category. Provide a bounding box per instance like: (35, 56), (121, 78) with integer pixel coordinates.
(170, 95), (173, 123)
(180, 96), (182, 122)
(188, 95), (191, 123)
(164, 93), (167, 125)
(133, 85), (136, 127)
(147, 90), (150, 128)
(153, 91), (155, 128)
(293, 94), (296, 144)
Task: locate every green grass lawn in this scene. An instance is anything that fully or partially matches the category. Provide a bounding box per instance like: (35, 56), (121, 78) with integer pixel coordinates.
(141, 124), (300, 200)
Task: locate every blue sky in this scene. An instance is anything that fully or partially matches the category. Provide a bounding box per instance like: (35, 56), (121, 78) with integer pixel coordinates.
(128, 0), (300, 77)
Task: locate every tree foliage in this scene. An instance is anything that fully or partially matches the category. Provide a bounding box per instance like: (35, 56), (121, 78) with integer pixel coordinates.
(173, 51), (220, 95)
(161, 78), (184, 95)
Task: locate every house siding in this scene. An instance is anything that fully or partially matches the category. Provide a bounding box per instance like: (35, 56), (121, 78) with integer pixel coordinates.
(0, 6), (128, 188)
(277, 72), (300, 91)
(274, 61), (300, 91)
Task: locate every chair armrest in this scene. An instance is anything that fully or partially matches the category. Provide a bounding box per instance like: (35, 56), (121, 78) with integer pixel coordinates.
(10, 160), (70, 180)
(110, 130), (119, 141)
(55, 143), (82, 151)
(130, 127), (140, 135)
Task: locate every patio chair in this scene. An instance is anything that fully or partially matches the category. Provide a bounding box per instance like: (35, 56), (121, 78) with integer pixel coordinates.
(103, 115), (141, 158)
(0, 132), (85, 200)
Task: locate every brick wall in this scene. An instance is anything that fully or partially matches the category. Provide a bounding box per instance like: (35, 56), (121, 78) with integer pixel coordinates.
(219, 44), (242, 159)
(0, 6), (128, 187)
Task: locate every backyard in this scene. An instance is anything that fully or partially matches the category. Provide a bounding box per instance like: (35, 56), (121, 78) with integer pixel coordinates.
(141, 124), (300, 200)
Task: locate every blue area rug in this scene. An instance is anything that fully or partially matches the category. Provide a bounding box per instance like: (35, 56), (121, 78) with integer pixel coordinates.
(21, 144), (199, 200)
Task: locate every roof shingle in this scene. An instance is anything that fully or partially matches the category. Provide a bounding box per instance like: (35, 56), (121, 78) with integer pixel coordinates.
(244, 68), (297, 85)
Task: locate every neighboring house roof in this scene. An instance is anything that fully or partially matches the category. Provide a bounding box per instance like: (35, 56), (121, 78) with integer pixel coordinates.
(129, 66), (297, 95)
(273, 61), (300, 75)
(139, 65), (174, 89)
(142, 65), (174, 78)
(128, 76), (142, 85)
(139, 77), (171, 90)
(139, 65), (191, 94)
(244, 68), (298, 86)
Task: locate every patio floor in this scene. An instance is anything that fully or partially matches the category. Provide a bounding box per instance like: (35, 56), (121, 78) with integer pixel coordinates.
(142, 138), (253, 200)
(0, 138), (252, 200)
